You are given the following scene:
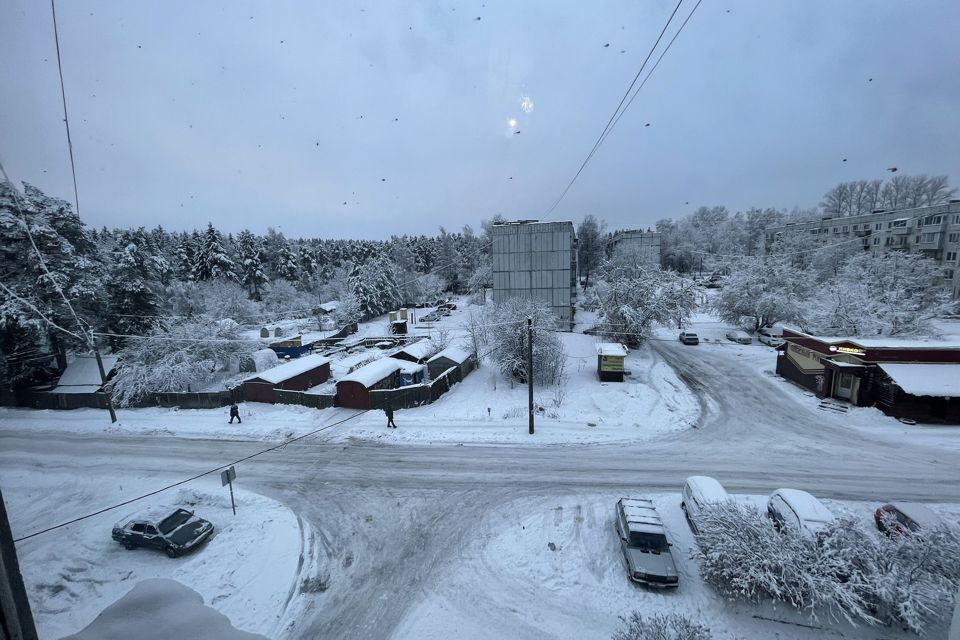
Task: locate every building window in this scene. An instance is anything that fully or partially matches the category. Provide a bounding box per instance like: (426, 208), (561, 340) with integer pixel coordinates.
(949, 233), (959, 243)
(921, 232), (937, 243)
(899, 236), (908, 245)
(875, 223), (882, 230)
(842, 226), (849, 232)
(916, 236), (921, 244)
(832, 227), (839, 234)
(948, 251), (958, 262)
(873, 237), (880, 245)
(953, 215), (960, 224)
(892, 219), (908, 228)
(852, 224), (859, 231)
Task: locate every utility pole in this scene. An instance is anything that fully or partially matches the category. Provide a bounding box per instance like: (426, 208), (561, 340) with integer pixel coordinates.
(91, 332), (117, 423)
(0, 487), (39, 640)
(527, 317), (534, 435)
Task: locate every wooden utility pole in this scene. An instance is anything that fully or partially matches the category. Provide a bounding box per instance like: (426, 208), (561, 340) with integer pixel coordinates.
(91, 332), (117, 423)
(527, 317), (534, 435)
(0, 487), (39, 640)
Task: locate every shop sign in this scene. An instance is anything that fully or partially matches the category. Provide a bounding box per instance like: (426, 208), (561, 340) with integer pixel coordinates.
(829, 345), (866, 356)
(599, 355), (624, 372)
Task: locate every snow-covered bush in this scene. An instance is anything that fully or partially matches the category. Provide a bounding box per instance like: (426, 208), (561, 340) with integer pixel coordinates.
(695, 500), (960, 633)
(489, 298), (565, 385)
(261, 280), (305, 317)
(111, 319), (258, 406)
(611, 612), (712, 640)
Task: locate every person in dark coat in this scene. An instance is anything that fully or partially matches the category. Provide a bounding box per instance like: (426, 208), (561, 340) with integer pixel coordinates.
(385, 403), (396, 428)
(229, 404), (241, 424)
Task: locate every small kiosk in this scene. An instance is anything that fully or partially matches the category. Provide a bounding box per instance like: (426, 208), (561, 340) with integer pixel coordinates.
(596, 343), (628, 382)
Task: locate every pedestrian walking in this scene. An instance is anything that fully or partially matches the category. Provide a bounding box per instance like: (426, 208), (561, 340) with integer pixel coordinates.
(229, 403), (241, 424)
(385, 403), (397, 428)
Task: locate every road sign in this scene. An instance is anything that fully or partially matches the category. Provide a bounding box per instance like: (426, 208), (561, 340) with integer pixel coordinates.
(220, 466), (236, 487)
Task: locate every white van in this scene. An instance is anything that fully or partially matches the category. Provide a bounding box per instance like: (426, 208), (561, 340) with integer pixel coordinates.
(681, 476), (730, 535)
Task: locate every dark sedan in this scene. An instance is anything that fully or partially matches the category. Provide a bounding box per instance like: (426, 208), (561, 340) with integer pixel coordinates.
(112, 509), (214, 558)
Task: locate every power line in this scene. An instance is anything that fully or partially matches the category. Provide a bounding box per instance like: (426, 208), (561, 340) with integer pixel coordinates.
(49, 0), (81, 219)
(543, 0), (685, 218)
(13, 409), (368, 543)
(599, 0), (703, 146)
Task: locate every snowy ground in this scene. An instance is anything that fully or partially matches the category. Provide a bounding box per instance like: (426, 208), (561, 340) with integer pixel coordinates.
(3, 467), (308, 640)
(393, 491), (960, 640)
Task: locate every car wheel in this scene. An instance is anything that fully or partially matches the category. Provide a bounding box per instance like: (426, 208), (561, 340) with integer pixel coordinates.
(165, 546), (178, 558)
(124, 541), (136, 550)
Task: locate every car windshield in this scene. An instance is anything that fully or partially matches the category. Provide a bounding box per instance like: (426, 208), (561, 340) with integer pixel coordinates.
(630, 532), (669, 552)
(158, 510), (192, 535)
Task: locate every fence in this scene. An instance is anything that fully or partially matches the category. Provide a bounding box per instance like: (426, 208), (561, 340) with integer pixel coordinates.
(368, 355), (476, 410)
(1, 390), (111, 410)
(138, 386), (242, 409)
(273, 390), (336, 409)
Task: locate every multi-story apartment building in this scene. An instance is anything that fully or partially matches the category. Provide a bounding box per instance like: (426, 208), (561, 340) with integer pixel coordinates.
(608, 229), (662, 266)
(764, 201), (960, 298)
(492, 220), (578, 329)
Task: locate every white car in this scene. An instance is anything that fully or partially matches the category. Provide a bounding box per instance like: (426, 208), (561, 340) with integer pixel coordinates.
(725, 330), (752, 345)
(757, 327), (784, 347)
(767, 488), (836, 539)
(681, 476), (730, 535)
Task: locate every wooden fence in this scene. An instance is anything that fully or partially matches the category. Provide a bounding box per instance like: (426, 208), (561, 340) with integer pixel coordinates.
(273, 390), (336, 409)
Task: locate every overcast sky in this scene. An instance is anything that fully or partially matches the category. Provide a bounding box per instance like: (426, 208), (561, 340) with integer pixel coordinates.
(2, 1), (959, 239)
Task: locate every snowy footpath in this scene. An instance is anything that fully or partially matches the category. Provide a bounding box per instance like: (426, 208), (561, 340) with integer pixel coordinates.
(3, 467), (311, 639)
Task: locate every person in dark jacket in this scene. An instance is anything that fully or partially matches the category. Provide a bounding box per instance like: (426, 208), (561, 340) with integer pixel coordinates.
(385, 404), (396, 428)
(229, 404), (241, 424)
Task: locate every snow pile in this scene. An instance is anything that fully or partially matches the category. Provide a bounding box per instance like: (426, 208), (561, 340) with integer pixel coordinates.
(63, 579), (267, 640)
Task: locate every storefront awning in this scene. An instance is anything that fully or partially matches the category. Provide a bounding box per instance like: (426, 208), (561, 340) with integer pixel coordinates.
(878, 363), (960, 397)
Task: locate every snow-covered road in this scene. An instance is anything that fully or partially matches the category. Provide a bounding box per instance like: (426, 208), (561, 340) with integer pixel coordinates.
(3, 338), (959, 639)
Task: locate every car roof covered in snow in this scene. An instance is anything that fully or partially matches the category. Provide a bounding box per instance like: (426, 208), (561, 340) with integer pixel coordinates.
(395, 339), (435, 360)
(596, 343), (628, 357)
(685, 476), (729, 503)
(53, 355), (119, 393)
(772, 489), (835, 524)
(889, 502), (943, 529)
(426, 346), (473, 364)
(877, 364), (960, 397)
(246, 353), (331, 384)
(337, 358), (403, 387)
(620, 498), (665, 535)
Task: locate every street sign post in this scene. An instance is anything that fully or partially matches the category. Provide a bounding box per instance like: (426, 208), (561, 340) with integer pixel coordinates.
(220, 466), (237, 515)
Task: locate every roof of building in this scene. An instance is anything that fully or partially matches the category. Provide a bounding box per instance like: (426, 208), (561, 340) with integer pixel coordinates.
(53, 355), (119, 394)
(596, 343), (628, 357)
(395, 339), (435, 360)
(784, 328), (960, 350)
(395, 359), (426, 375)
(620, 498), (665, 535)
(427, 345), (473, 365)
(337, 358), (403, 387)
(318, 300), (340, 313)
(878, 363), (960, 397)
(246, 353), (331, 384)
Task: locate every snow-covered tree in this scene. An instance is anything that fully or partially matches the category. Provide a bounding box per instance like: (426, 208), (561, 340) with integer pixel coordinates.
(611, 613), (712, 640)
(111, 319), (258, 406)
(235, 229), (268, 299)
(349, 257), (403, 319)
(194, 223), (237, 281)
(577, 215), (607, 288)
(276, 241), (300, 282)
(489, 298), (565, 385)
(261, 280), (303, 317)
(105, 231), (161, 346)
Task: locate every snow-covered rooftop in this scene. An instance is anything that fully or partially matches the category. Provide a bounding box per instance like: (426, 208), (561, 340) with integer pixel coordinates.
(395, 339), (435, 361)
(426, 346), (472, 365)
(878, 363), (960, 397)
(786, 328), (960, 350)
(596, 343), (628, 357)
(318, 300), (340, 313)
(338, 358), (403, 387)
(53, 355), (119, 394)
(395, 359), (426, 375)
(246, 353), (331, 384)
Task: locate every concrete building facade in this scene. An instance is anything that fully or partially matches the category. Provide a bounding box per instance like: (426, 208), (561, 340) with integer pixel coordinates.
(609, 229), (662, 266)
(492, 221), (578, 329)
(764, 201), (960, 298)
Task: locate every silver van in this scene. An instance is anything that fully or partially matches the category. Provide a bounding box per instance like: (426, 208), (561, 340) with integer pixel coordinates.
(681, 476), (730, 535)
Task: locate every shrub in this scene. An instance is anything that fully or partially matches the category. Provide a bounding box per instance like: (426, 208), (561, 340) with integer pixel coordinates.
(612, 613), (712, 640)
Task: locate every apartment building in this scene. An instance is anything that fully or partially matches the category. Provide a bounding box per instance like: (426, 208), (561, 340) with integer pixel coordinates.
(608, 229), (662, 266)
(764, 201), (960, 298)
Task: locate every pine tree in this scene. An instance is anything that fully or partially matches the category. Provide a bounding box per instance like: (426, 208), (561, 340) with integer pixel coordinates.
(172, 233), (196, 280)
(236, 229), (268, 299)
(194, 223), (237, 281)
(277, 242), (300, 281)
(106, 231), (160, 346)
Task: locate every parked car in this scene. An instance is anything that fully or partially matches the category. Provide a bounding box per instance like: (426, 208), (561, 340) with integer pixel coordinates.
(725, 330), (752, 345)
(438, 301), (457, 311)
(678, 331), (700, 345)
(681, 476), (730, 535)
(614, 498), (679, 588)
(874, 502), (942, 536)
(757, 327), (784, 347)
(767, 489), (836, 539)
(112, 509), (214, 558)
